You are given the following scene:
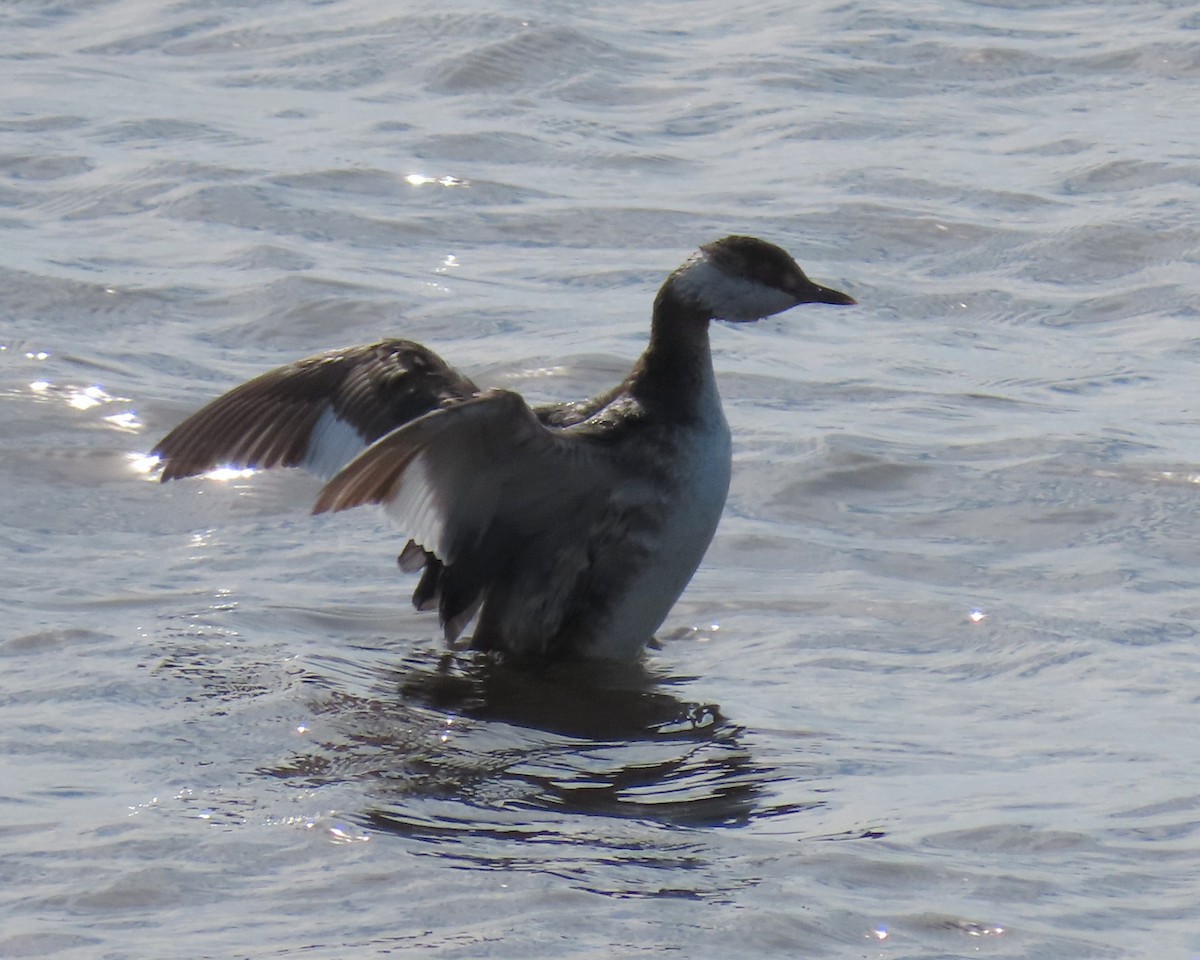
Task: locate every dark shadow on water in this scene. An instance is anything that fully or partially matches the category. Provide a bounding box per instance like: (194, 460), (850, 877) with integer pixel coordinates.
(260, 645), (824, 845)
(394, 650), (724, 741)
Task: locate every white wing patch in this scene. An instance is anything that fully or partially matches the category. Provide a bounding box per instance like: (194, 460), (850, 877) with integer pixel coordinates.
(302, 408), (370, 479)
(382, 453), (450, 562)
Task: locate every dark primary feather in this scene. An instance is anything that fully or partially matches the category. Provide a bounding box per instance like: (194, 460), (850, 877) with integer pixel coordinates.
(152, 339), (479, 481)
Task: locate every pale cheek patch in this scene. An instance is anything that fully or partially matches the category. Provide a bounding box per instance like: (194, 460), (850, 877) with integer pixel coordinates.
(673, 258), (798, 321)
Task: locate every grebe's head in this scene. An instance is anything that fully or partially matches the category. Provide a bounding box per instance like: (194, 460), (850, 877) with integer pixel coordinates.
(671, 235), (855, 322)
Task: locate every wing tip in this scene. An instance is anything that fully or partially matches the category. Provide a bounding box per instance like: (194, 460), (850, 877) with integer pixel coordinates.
(311, 473), (385, 515)
(310, 488), (342, 515)
(153, 454), (190, 484)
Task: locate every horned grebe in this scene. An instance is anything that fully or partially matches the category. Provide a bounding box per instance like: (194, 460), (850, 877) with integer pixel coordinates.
(153, 236), (854, 662)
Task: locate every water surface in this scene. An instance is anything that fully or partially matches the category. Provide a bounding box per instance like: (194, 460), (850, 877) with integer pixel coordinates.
(2, 1), (1199, 957)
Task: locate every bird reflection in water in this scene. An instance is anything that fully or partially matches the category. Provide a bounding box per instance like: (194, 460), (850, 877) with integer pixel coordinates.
(263, 647), (817, 841)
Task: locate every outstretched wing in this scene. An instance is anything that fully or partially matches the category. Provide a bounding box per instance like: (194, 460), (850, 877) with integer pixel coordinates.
(314, 390), (619, 641)
(152, 339), (479, 481)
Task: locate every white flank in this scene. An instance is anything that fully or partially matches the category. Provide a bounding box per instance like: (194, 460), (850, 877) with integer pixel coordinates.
(302, 408), (371, 479)
(672, 255), (797, 321)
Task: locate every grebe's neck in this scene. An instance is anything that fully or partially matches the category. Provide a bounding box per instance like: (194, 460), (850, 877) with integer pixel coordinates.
(627, 282), (718, 423)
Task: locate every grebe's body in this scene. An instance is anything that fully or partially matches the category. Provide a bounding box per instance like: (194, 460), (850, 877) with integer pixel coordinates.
(154, 236), (854, 662)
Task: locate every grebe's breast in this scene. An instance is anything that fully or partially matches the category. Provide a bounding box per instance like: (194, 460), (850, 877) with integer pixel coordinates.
(584, 404), (732, 660)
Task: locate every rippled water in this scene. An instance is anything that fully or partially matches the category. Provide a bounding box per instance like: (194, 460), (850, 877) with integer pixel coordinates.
(3, 0), (1199, 956)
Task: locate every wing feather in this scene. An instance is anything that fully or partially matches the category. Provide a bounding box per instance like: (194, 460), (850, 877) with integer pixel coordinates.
(317, 393), (609, 553)
(313, 389), (617, 643)
(153, 339), (478, 481)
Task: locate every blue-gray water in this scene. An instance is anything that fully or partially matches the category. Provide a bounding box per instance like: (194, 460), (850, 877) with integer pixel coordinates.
(3, 1), (1198, 957)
